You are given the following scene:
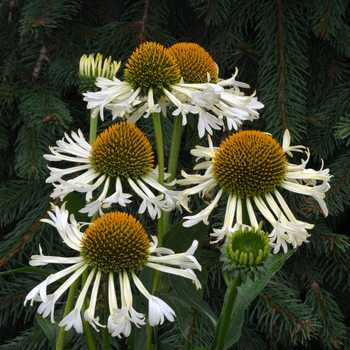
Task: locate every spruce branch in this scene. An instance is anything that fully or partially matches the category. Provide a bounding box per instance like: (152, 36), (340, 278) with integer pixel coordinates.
(306, 282), (347, 349)
(32, 46), (48, 80)
(138, 0), (149, 43)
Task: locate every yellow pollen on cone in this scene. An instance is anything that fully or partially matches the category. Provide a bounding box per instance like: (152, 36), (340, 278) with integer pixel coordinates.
(212, 130), (287, 197)
(124, 42), (181, 88)
(90, 122), (154, 178)
(81, 212), (150, 273)
(169, 42), (218, 84)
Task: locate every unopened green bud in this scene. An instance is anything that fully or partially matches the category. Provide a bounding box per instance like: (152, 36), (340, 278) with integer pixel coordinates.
(78, 53), (120, 93)
(221, 222), (272, 281)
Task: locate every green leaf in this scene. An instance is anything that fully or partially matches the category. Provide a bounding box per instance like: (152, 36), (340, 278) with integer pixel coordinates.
(156, 338), (178, 350)
(211, 249), (295, 350)
(158, 291), (193, 339)
(163, 204), (210, 253)
(169, 274), (217, 327)
(129, 294), (148, 350)
(0, 266), (52, 277)
(139, 264), (155, 295)
(62, 192), (88, 223)
(32, 315), (46, 344)
(236, 250), (295, 311)
(217, 311), (245, 350)
(35, 314), (57, 349)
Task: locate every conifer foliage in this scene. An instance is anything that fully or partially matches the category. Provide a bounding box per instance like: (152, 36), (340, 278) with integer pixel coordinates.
(1, 0), (350, 349)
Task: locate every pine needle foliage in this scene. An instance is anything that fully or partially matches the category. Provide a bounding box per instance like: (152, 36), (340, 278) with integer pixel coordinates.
(1, 0), (350, 349)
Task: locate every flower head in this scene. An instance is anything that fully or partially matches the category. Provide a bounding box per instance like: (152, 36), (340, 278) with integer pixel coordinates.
(79, 53), (120, 92)
(83, 42), (263, 138)
(124, 42), (181, 91)
(178, 130), (331, 253)
(168, 42), (218, 84)
(44, 122), (178, 218)
(221, 222), (271, 281)
(24, 205), (201, 336)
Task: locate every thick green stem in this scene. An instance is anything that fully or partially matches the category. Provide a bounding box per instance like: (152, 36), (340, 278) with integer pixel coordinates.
(81, 270), (96, 350)
(163, 114), (183, 233)
(166, 114), (183, 185)
(145, 113), (165, 350)
(55, 277), (80, 350)
(75, 108), (99, 350)
(102, 282), (110, 350)
(215, 198), (249, 350)
(89, 109), (98, 145)
(146, 324), (154, 350)
(215, 275), (243, 350)
(152, 112), (164, 244)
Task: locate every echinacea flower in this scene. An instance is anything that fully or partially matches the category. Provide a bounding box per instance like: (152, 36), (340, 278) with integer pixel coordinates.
(169, 43), (264, 134)
(44, 121), (180, 218)
(24, 204), (201, 337)
(83, 42), (263, 138)
(177, 129), (331, 253)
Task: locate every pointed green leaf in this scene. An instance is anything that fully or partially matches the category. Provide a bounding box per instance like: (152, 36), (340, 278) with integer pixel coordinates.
(0, 266), (52, 276)
(35, 314), (57, 349)
(63, 192), (88, 223)
(163, 204), (210, 253)
(169, 274), (217, 327)
(158, 291), (193, 339)
(212, 249), (295, 349)
(32, 315), (47, 344)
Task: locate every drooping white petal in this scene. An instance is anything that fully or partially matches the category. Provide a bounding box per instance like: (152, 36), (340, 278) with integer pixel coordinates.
(149, 236), (174, 255)
(58, 309), (83, 333)
(79, 176), (111, 217)
(84, 270), (105, 331)
(148, 240), (201, 271)
(182, 189), (223, 227)
(148, 296), (176, 326)
(59, 268), (96, 333)
(146, 262), (201, 289)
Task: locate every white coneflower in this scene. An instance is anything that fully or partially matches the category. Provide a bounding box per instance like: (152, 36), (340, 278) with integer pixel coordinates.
(177, 129), (331, 253)
(24, 204), (201, 337)
(83, 42), (263, 138)
(44, 121), (180, 218)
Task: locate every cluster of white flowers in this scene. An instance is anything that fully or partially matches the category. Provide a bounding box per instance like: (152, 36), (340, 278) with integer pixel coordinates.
(84, 68), (263, 138)
(25, 42), (331, 341)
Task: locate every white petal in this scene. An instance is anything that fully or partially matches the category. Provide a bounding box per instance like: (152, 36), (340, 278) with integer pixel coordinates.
(149, 296), (175, 326)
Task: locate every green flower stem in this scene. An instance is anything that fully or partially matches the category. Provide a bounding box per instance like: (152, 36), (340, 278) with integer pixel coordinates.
(163, 114), (183, 233)
(166, 114), (183, 185)
(152, 112), (164, 244)
(145, 112), (165, 350)
(81, 269), (96, 350)
(215, 198), (249, 350)
(55, 277), (80, 350)
(75, 107), (99, 350)
(89, 109), (98, 145)
(146, 324), (154, 350)
(102, 281), (111, 350)
(152, 112), (164, 186)
(215, 274), (243, 350)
